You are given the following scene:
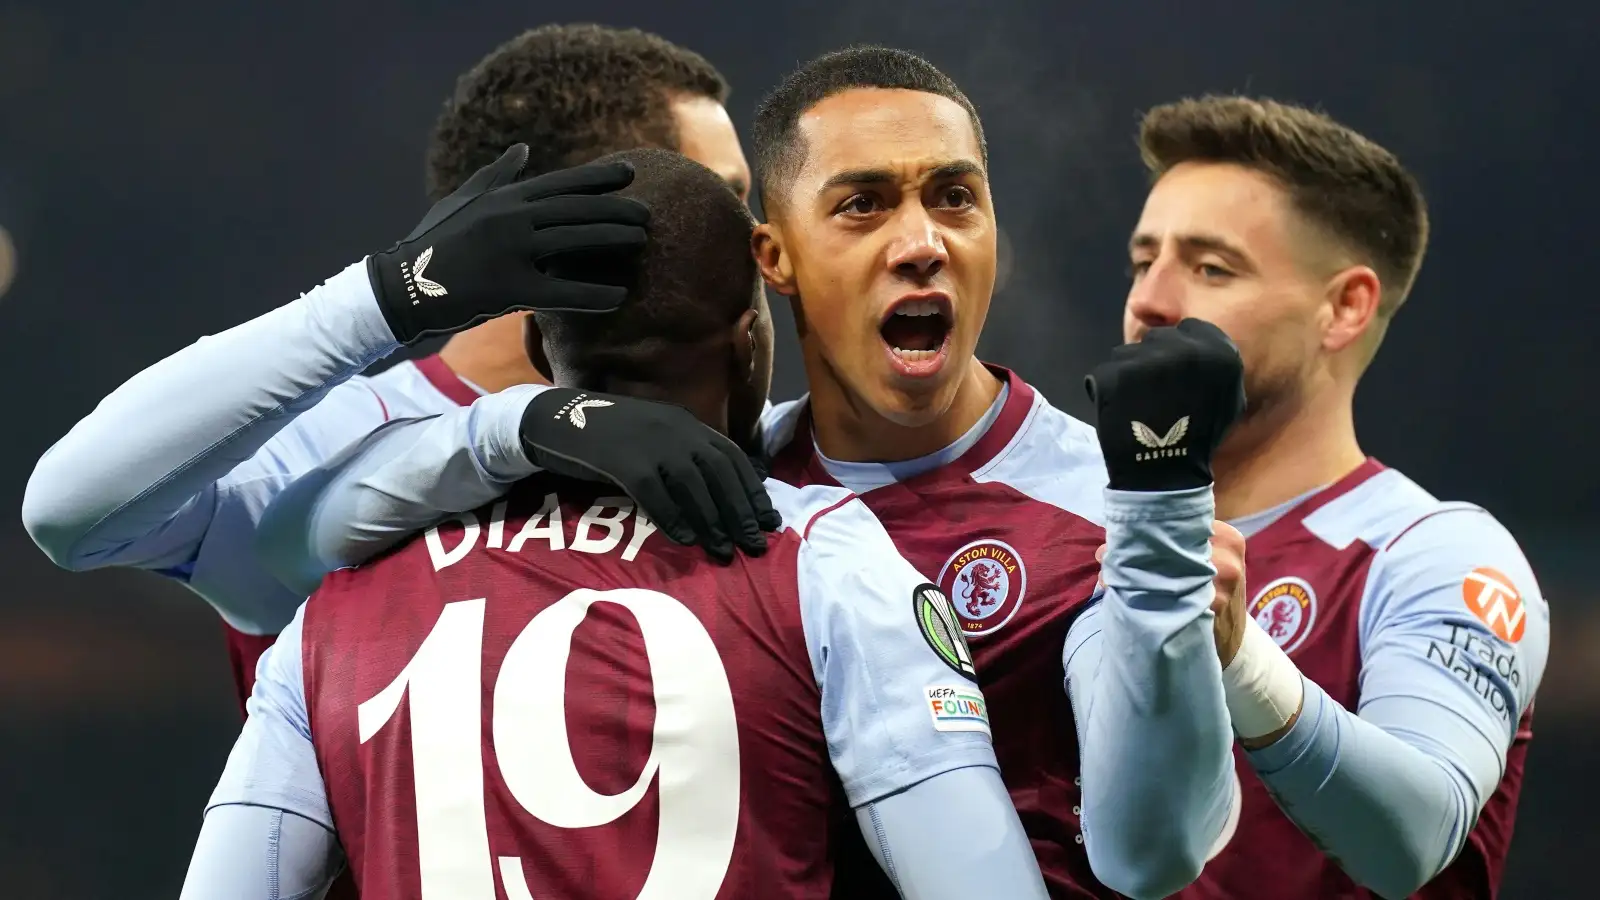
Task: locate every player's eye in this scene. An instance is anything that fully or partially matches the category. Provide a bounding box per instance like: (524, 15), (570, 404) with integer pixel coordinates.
(1128, 260), (1153, 280)
(936, 185), (977, 209)
(1199, 263), (1234, 280)
(837, 193), (883, 216)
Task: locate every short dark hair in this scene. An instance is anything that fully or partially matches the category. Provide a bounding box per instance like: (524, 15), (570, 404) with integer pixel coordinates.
(751, 45), (986, 210)
(426, 24), (730, 200)
(1139, 95), (1429, 316)
(534, 148), (757, 382)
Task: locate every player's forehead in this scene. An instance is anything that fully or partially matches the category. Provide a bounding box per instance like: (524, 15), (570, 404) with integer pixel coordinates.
(670, 94), (751, 202)
(1132, 162), (1295, 258)
(794, 88), (985, 190)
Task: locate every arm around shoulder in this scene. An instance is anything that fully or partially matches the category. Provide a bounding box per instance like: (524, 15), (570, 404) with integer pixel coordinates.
(255, 385), (547, 595)
(22, 262), (399, 575)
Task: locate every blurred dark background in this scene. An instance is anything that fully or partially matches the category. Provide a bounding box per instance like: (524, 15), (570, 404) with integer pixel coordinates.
(1, 1), (1595, 896)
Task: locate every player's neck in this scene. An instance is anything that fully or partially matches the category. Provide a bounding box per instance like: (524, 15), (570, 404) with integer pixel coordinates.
(594, 377), (730, 437)
(1211, 385), (1366, 521)
(810, 358), (1002, 463)
(437, 315), (550, 394)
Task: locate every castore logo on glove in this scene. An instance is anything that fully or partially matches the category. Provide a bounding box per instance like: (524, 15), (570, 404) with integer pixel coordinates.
(549, 393), (616, 429)
(1131, 416), (1189, 460)
(399, 246), (448, 304)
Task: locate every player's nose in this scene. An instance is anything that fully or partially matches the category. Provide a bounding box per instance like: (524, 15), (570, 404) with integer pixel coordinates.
(1126, 267), (1185, 332)
(885, 210), (948, 280)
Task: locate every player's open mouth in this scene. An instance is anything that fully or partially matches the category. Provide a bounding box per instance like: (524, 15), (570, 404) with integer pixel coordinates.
(879, 293), (954, 378)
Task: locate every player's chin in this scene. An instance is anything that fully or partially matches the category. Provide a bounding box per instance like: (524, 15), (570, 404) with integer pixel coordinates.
(866, 356), (963, 428)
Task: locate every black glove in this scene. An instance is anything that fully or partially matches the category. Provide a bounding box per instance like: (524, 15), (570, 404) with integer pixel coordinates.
(368, 144), (650, 344)
(1085, 318), (1246, 492)
(520, 388), (783, 563)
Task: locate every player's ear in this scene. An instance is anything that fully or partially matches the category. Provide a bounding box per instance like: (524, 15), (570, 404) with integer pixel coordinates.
(1321, 264), (1382, 354)
(730, 307), (760, 384)
(522, 315), (555, 383)
(752, 222), (798, 297)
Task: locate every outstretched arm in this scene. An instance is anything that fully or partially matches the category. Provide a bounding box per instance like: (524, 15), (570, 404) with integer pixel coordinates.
(256, 388), (544, 595)
(21, 262), (402, 634)
(257, 382), (780, 593)
(22, 150), (657, 633)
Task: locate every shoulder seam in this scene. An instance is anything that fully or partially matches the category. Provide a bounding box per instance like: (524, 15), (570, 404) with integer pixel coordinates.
(800, 492), (862, 542)
(1381, 505), (1492, 553)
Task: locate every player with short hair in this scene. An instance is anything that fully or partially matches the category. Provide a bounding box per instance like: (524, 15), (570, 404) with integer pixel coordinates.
(21, 24), (771, 707)
(1121, 96), (1547, 899)
(256, 47), (1254, 900)
(752, 47), (1248, 899)
(422, 23), (754, 399)
(180, 147), (1051, 900)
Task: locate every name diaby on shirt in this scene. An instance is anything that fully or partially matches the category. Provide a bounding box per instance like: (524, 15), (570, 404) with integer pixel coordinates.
(423, 492), (658, 572)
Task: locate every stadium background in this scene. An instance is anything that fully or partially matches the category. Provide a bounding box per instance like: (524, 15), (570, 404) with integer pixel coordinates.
(0, 1), (1593, 896)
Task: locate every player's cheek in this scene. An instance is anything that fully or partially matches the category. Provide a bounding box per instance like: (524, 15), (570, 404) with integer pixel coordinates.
(808, 290), (865, 374)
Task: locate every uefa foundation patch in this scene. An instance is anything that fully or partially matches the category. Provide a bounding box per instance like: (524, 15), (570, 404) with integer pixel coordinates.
(925, 685), (991, 738)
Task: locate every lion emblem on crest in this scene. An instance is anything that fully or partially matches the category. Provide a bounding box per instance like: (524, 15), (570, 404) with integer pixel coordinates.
(958, 560), (1007, 616)
(1262, 599), (1300, 643)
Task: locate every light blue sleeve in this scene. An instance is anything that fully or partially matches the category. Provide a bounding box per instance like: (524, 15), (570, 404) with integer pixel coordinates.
(855, 766), (1048, 899)
(255, 385), (548, 597)
(789, 488), (999, 807)
(184, 605), (346, 898)
(179, 804), (343, 900)
(1245, 508), (1548, 898)
(1061, 485), (1235, 900)
(205, 606), (334, 827)
(20, 261), (402, 635)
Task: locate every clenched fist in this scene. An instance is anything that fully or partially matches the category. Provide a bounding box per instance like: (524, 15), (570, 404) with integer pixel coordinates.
(1085, 319), (1246, 492)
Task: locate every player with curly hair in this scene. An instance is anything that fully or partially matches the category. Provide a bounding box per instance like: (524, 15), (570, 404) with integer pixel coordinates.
(23, 25), (770, 710)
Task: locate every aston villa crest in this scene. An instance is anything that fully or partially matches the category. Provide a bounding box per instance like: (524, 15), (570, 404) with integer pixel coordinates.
(1249, 576), (1318, 654)
(938, 539), (1028, 637)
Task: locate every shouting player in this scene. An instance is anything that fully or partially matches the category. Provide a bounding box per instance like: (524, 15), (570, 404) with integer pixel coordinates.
(181, 148), (1051, 900)
(752, 48), (1250, 899)
(1119, 97), (1548, 899)
(248, 48), (1251, 900)
(21, 25), (772, 706)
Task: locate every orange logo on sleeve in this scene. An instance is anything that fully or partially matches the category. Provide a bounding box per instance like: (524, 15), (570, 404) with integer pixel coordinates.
(1462, 567), (1526, 643)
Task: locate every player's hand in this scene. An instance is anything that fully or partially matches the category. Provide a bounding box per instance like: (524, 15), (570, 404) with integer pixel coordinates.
(368, 144), (650, 345)
(1209, 521), (1247, 667)
(1085, 318), (1246, 492)
(519, 388), (783, 563)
